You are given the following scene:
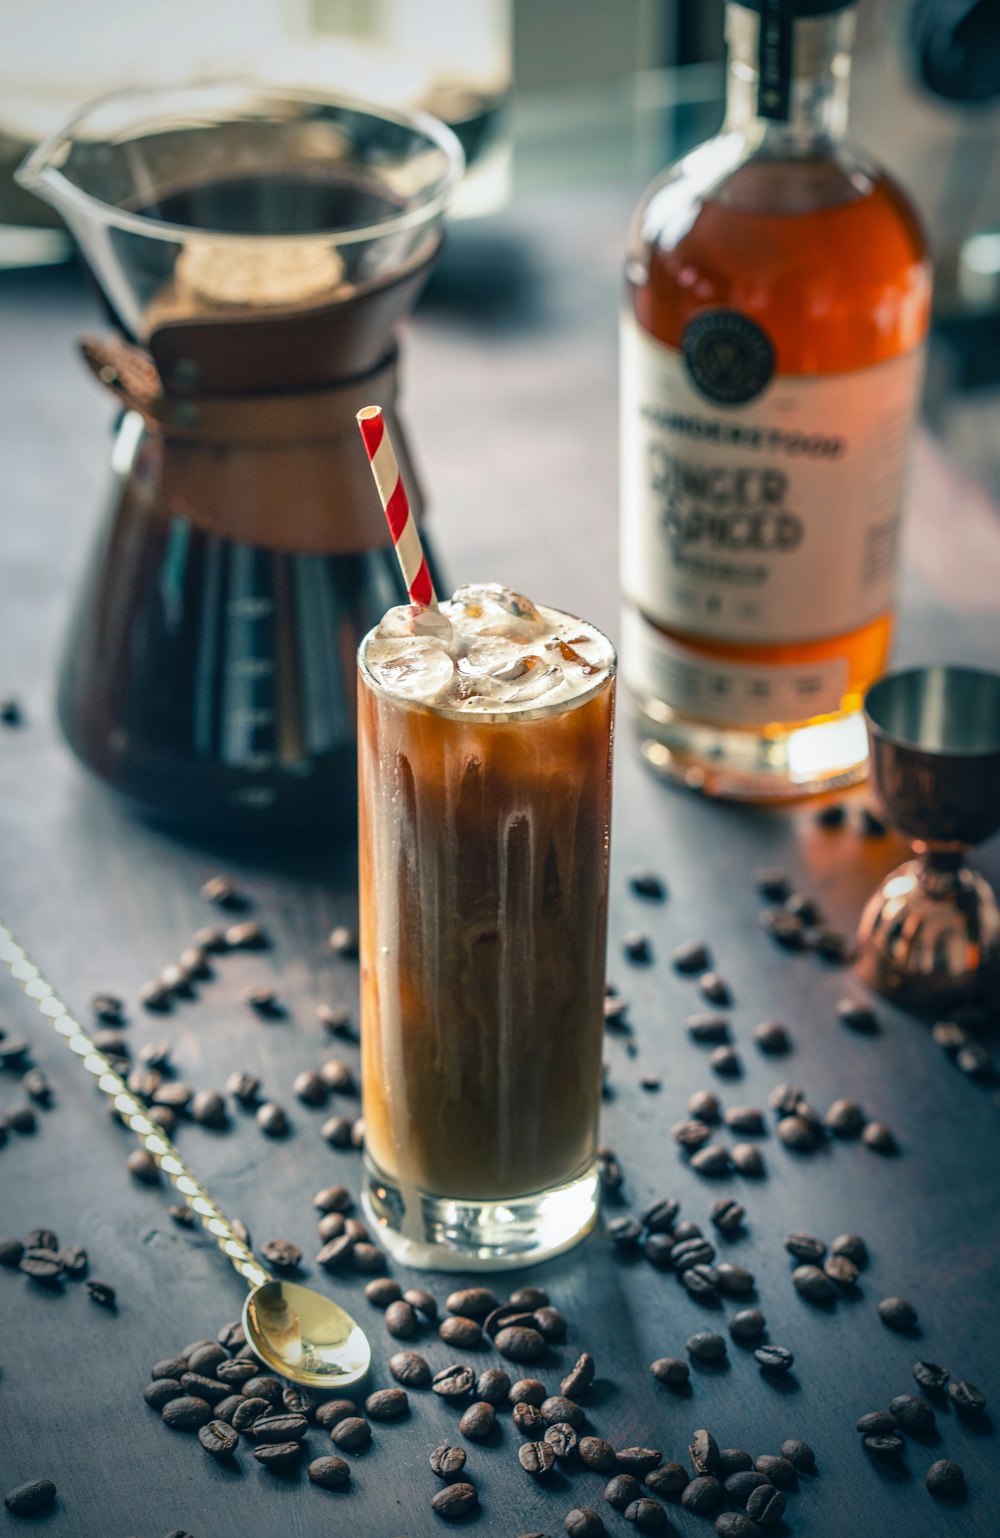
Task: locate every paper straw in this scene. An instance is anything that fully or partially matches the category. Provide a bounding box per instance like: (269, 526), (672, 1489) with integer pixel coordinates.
(356, 405), (437, 609)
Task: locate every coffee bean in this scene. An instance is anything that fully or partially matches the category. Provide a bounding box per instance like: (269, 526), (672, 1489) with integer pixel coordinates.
(255, 1102), (288, 1137)
(21, 1069), (52, 1106)
(513, 1402), (545, 1435)
(214, 1394), (246, 1423)
(682, 1263), (719, 1299)
(687, 1014), (731, 1045)
(85, 1279), (116, 1309)
(815, 928), (854, 963)
(645, 1461), (689, 1495)
(729, 1309), (766, 1344)
(690, 1145), (732, 1178)
(365, 1388), (408, 1421)
(925, 1459), (966, 1499)
(863, 1121), (898, 1153)
(755, 1345), (794, 1374)
(724, 1471), (770, 1504)
(753, 1455), (796, 1490)
(793, 1264), (836, 1305)
(185, 1342), (226, 1374)
(561, 1353), (595, 1399)
(320, 1058), (356, 1095)
(856, 1410), (897, 1435)
(19, 1249), (64, 1285)
(379, 1348), (429, 1393)
(716, 1264), (755, 1296)
(144, 1378), (183, 1410)
(92, 991), (125, 1023)
(932, 1020), (969, 1054)
(717, 1450), (753, 1477)
(225, 920), (268, 950)
(684, 1093), (719, 1128)
(307, 1453), (351, 1488)
(837, 997), (879, 1034)
(541, 1395), (584, 1430)
(686, 1330), (727, 1363)
(376, 1300), (416, 1341)
(831, 1232), (868, 1267)
(138, 980), (173, 1012)
(180, 1373), (231, 1405)
(890, 1394), (935, 1435)
(681, 1475), (723, 1514)
(225, 1071), (259, 1107)
(287, 1069), (326, 1107)
(484, 1304), (536, 1337)
(731, 1143), (766, 1177)
(913, 1360), (949, 1393)
(429, 1480), (478, 1519)
(724, 1106), (765, 1136)
(430, 1443), (467, 1480)
(785, 1231), (826, 1262)
(544, 1422), (578, 1461)
(784, 892), (822, 926)
(604, 995), (631, 1032)
(0, 1237), (25, 1267)
(710, 1198), (745, 1235)
(316, 1234), (354, 1270)
(650, 1356), (690, 1386)
(948, 1380), (986, 1414)
(753, 1021), (791, 1055)
(878, 1296), (918, 1333)
(777, 1114), (818, 1151)
(242, 1375), (282, 1404)
(198, 1419), (239, 1457)
(597, 1146), (624, 1190)
(674, 939), (710, 974)
(579, 1436), (617, 1473)
(644, 1234), (674, 1269)
(55, 1244), (86, 1280)
(497, 1325), (546, 1362)
(709, 1046), (741, 1078)
(162, 1395), (212, 1430)
(4, 1479), (57, 1517)
(254, 1440), (303, 1469)
(673, 1119), (713, 1150)
(433, 1364), (475, 1399)
(313, 1398), (357, 1430)
(510, 1285), (549, 1309)
(151, 1356), (188, 1381)
(330, 1416), (371, 1451)
(519, 1441), (556, 1476)
(259, 1238), (301, 1271)
(350, 1118), (365, 1148)
(509, 1377), (547, 1406)
(565, 1509), (604, 1537)
(317, 1003), (356, 1041)
(189, 1089), (227, 1127)
(225, 1396), (264, 1433)
(760, 908), (807, 949)
(473, 1367), (510, 1406)
(820, 1255), (857, 1290)
(699, 972), (731, 1005)
(715, 1513), (764, 1537)
(607, 1216), (643, 1249)
(605, 1474), (642, 1510)
(625, 1494), (670, 1529)
(618, 1448), (662, 1476)
(322, 1114), (354, 1148)
(689, 1429), (720, 1474)
(864, 1434), (905, 1461)
(623, 932), (653, 964)
(125, 1147), (159, 1184)
(535, 1306), (568, 1342)
(440, 1316), (484, 1349)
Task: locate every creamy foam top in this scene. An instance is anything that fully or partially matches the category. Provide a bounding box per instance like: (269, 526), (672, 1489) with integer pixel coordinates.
(363, 584), (615, 714)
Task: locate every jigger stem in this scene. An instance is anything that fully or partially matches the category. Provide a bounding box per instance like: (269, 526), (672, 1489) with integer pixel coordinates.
(0, 923), (272, 1291)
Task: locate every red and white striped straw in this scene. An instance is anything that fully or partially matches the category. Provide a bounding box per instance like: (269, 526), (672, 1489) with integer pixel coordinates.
(356, 405), (438, 610)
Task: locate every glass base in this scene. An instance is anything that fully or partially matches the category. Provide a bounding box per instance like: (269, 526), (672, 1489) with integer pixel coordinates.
(362, 1156), (600, 1273)
(633, 695), (870, 801)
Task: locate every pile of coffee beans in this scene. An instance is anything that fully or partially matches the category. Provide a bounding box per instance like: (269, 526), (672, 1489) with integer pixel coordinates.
(753, 866), (855, 964)
(0, 1229), (115, 1307)
(855, 1363), (985, 1498)
(135, 879), (269, 1014)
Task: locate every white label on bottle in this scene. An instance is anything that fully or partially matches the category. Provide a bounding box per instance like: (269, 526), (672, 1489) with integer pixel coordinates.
(622, 605), (848, 726)
(620, 312), (924, 644)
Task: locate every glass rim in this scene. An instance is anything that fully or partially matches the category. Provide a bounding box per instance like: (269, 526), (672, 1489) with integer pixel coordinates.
(358, 610), (617, 725)
(16, 80), (466, 248)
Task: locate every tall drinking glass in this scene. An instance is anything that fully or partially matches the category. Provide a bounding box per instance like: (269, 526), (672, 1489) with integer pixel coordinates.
(358, 586), (615, 1269)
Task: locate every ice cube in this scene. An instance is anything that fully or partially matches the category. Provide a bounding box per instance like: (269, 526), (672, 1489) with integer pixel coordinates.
(449, 583), (544, 640)
(503, 661), (564, 704)
(545, 636), (600, 675)
(371, 639), (457, 702)
(376, 604), (454, 647)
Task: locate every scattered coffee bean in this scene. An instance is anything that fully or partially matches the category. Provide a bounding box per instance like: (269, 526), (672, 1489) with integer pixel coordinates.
(365, 1387), (408, 1421)
(216, 1359), (259, 1388)
(793, 1265), (836, 1306)
(623, 932), (653, 964)
(753, 1021), (791, 1055)
(330, 1416), (370, 1451)
(402, 1286), (437, 1320)
(607, 1216), (643, 1249)
(629, 870), (666, 900)
(710, 1198), (745, 1235)
(690, 1145), (732, 1178)
(190, 1090), (227, 1128)
(864, 1434), (905, 1461)
(823, 1099), (865, 1138)
(350, 1241), (385, 1275)
(913, 1360), (949, 1393)
(824, 1254), (859, 1288)
(755, 1346), (794, 1374)
(320, 1058), (356, 1094)
(138, 981), (173, 1012)
(510, 1284), (549, 1309)
(544, 1422), (578, 1462)
(578, 1435), (616, 1472)
(856, 1410), (898, 1434)
(710, 1046), (742, 1078)
(686, 1330), (727, 1363)
(151, 1356), (188, 1381)
(785, 1231), (826, 1262)
(430, 1481), (479, 1519)
(254, 1440), (303, 1469)
(605, 1474), (642, 1511)
(509, 1377), (547, 1406)
(682, 1263), (719, 1299)
(729, 1309), (766, 1344)
(226, 1071), (260, 1107)
(364, 1277), (401, 1310)
(430, 1443), (467, 1479)
(242, 1375), (282, 1404)
(780, 1438), (815, 1472)
(180, 1372), (231, 1406)
(760, 908), (807, 949)
(385, 1350), (429, 1389)
(597, 1146), (624, 1189)
(496, 1325), (546, 1363)
(513, 1402), (545, 1436)
(724, 1471), (769, 1504)
(198, 1419), (239, 1457)
(255, 1102), (289, 1137)
(25, 1228), (58, 1253)
(690, 1429), (720, 1474)
(322, 1113), (354, 1148)
(22, 1069), (52, 1105)
(681, 1475), (723, 1514)
(958, 1042), (996, 1079)
(755, 867), (793, 900)
(715, 1515), (763, 1538)
(700, 972), (731, 1005)
(724, 1107), (765, 1136)
(932, 1020), (969, 1054)
(754, 1455), (796, 1490)
(225, 920), (268, 950)
(291, 1070), (326, 1106)
(838, 998), (878, 1034)
(716, 1264), (755, 1297)
(645, 1461), (689, 1495)
(716, 1450), (753, 1478)
(308, 1453), (351, 1488)
(890, 1394), (935, 1435)
(519, 1441), (556, 1476)
(565, 1509), (604, 1537)
(673, 1119), (713, 1151)
(455, 1400), (493, 1441)
(687, 1014), (731, 1045)
(624, 1496), (669, 1528)
(641, 1200), (681, 1238)
(561, 1353), (595, 1399)
(316, 1235), (354, 1271)
(878, 1296), (918, 1333)
(379, 1300), (418, 1342)
(650, 1356), (690, 1386)
(92, 992), (125, 1022)
(443, 1285), (497, 1320)
(328, 924), (359, 958)
(777, 1115), (818, 1151)
(4, 1479), (57, 1517)
(618, 1448), (662, 1476)
(948, 1380), (986, 1414)
(201, 875), (245, 909)
(86, 1279), (116, 1308)
(439, 1315), (484, 1350)
(313, 1398), (357, 1430)
(541, 1395), (584, 1430)
(925, 1459), (966, 1499)
(535, 1306), (568, 1342)
(433, 1364), (475, 1400)
(674, 939), (710, 974)
(862, 1121), (897, 1153)
(731, 1143), (766, 1177)
(19, 1249), (63, 1285)
(317, 1002), (356, 1040)
(162, 1395), (212, 1431)
(260, 1238), (301, 1271)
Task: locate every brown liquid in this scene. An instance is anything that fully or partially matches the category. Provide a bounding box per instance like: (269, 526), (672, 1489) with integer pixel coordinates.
(629, 158), (931, 726)
(358, 665), (614, 1201)
(125, 171), (406, 235)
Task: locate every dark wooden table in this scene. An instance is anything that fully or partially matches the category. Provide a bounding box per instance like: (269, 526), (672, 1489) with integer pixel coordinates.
(2, 178), (999, 1538)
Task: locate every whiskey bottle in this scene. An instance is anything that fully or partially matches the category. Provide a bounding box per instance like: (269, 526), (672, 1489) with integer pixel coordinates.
(620, 0), (931, 799)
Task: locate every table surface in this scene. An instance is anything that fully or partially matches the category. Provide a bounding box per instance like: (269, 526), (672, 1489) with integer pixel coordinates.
(2, 169), (1000, 1538)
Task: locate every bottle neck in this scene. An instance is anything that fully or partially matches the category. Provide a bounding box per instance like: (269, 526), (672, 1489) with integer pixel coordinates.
(724, 4), (856, 148)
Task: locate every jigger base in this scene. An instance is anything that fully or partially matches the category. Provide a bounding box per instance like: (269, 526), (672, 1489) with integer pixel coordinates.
(856, 858), (1000, 1008)
(363, 1157), (599, 1272)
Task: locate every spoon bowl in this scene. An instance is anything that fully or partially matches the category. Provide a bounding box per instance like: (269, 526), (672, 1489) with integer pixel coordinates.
(244, 1278), (371, 1388)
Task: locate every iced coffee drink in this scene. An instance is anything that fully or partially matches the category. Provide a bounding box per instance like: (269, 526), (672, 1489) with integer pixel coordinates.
(358, 583), (615, 1268)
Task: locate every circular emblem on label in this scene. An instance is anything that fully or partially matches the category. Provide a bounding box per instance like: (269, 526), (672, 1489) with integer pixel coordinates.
(682, 310), (775, 406)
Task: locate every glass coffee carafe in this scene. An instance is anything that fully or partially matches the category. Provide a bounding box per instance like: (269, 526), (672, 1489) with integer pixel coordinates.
(17, 83), (463, 834)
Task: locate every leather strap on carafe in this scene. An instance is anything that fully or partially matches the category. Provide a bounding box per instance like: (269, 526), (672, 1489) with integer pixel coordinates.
(80, 336), (424, 555)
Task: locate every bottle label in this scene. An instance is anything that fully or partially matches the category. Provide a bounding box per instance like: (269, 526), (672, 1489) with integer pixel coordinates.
(622, 607), (848, 726)
(620, 311), (924, 645)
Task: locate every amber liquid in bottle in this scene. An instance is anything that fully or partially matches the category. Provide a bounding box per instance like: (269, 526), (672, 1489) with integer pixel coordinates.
(621, 4), (931, 798)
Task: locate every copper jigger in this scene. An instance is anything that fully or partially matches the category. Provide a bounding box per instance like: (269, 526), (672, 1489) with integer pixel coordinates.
(856, 666), (1000, 1007)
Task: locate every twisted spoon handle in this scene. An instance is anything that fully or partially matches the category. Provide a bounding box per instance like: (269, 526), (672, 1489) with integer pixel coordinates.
(0, 923), (271, 1291)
